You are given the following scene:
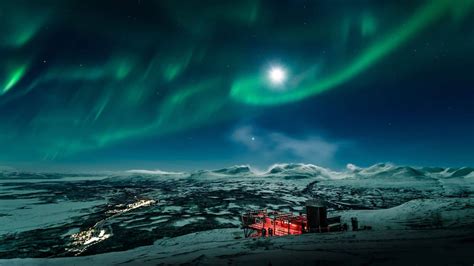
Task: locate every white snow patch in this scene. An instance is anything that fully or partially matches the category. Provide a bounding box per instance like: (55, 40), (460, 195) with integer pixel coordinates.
(173, 217), (206, 227)
(126, 169), (185, 175)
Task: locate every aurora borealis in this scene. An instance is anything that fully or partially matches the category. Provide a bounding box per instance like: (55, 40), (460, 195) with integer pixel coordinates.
(0, 0), (473, 170)
(231, 0), (474, 105)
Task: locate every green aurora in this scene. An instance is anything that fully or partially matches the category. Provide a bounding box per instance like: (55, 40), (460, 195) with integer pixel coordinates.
(0, 0), (472, 164)
(230, 0), (473, 105)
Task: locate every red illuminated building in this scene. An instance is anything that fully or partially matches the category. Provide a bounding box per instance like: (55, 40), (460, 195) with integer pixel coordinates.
(241, 200), (345, 237)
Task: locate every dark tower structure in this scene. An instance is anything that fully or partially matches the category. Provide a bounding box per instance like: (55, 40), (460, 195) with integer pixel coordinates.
(306, 200), (327, 232)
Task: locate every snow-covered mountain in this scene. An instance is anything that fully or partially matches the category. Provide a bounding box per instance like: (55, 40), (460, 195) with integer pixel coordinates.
(1, 162), (473, 261)
(2, 163), (473, 182)
(126, 169), (185, 175)
(212, 165), (253, 175)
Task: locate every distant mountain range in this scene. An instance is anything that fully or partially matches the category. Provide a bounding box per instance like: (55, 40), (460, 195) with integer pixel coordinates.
(1, 163), (473, 181)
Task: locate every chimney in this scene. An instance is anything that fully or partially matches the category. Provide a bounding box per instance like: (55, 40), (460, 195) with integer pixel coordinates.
(306, 200), (327, 232)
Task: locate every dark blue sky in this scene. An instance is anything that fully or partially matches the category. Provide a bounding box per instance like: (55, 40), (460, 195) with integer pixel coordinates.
(0, 0), (473, 171)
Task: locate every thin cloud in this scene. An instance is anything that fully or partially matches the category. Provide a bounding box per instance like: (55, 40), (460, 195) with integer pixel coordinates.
(230, 125), (340, 164)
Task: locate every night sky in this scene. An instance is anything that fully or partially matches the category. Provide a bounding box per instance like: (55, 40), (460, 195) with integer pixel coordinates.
(1, 0), (473, 171)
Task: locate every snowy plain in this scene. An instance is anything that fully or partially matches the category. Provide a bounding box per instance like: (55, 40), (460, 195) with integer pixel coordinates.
(0, 163), (473, 264)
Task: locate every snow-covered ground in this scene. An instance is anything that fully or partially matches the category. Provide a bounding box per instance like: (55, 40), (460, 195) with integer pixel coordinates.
(0, 163), (473, 264)
(2, 199), (473, 265)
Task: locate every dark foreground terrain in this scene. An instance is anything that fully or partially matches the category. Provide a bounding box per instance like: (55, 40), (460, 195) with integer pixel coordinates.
(1, 163), (473, 265)
(4, 228), (472, 265)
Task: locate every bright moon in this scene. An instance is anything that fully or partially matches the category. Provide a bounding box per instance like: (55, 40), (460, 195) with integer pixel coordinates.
(268, 66), (287, 85)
